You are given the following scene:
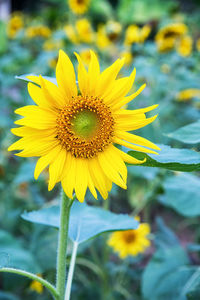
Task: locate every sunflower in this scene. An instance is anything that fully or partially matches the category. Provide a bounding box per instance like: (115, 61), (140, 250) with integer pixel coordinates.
(176, 35), (192, 57)
(108, 219), (151, 258)
(155, 23), (187, 52)
(68, 0), (90, 15)
(7, 13), (24, 39)
(176, 89), (200, 102)
(9, 50), (159, 202)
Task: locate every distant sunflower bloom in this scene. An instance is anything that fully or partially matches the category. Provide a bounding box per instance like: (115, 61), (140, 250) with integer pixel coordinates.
(29, 274), (43, 294)
(9, 50), (159, 202)
(176, 35), (192, 57)
(108, 219), (151, 258)
(155, 23), (187, 52)
(68, 0), (90, 15)
(176, 89), (200, 102)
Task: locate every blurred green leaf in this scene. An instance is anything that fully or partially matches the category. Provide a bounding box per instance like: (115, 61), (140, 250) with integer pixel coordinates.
(13, 162), (35, 185)
(167, 120), (200, 144)
(0, 230), (40, 273)
(21, 201), (138, 244)
(142, 245), (200, 300)
(159, 173), (200, 217)
(127, 144), (200, 172)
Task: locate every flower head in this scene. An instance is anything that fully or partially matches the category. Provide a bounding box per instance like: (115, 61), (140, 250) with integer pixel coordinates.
(26, 25), (51, 39)
(7, 13), (24, 38)
(68, 0), (90, 15)
(176, 89), (200, 102)
(75, 18), (94, 43)
(155, 23), (187, 52)
(108, 219), (151, 258)
(9, 50), (159, 202)
(29, 274), (43, 294)
(176, 35), (192, 57)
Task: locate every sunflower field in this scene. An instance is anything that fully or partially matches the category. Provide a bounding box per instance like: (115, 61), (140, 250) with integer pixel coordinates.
(0, 0), (200, 299)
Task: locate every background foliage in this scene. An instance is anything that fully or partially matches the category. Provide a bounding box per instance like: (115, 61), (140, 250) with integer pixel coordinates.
(0, 0), (200, 299)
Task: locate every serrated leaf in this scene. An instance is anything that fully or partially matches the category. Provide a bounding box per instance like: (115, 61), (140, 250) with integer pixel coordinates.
(21, 201), (139, 244)
(167, 120), (200, 144)
(127, 144), (200, 172)
(159, 173), (200, 217)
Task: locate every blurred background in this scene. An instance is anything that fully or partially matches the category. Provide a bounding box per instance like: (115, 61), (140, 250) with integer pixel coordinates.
(0, 0), (200, 299)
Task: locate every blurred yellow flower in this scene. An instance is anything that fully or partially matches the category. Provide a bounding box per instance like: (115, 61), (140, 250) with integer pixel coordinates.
(68, 0), (90, 15)
(106, 21), (122, 41)
(96, 25), (111, 49)
(43, 39), (64, 51)
(176, 89), (200, 101)
(120, 50), (133, 66)
(155, 23), (187, 52)
(7, 13), (24, 38)
(176, 35), (192, 57)
(160, 64), (171, 74)
(9, 50), (159, 202)
(196, 38), (200, 52)
(64, 24), (79, 44)
(26, 25), (51, 39)
(76, 18), (94, 43)
(124, 24), (151, 45)
(29, 274), (43, 294)
(108, 218), (151, 258)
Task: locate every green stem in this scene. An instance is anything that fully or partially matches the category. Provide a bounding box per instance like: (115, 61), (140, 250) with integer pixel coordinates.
(56, 189), (74, 300)
(64, 241), (78, 300)
(0, 267), (58, 299)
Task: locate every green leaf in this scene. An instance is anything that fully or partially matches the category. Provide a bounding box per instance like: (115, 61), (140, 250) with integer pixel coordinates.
(21, 201), (139, 244)
(167, 120), (200, 144)
(159, 173), (200, 217)
(15, 74), (57, 85)
(127, 144), (200, 172)
(0, 230), (40, 273)
(142, 246), (200, 300)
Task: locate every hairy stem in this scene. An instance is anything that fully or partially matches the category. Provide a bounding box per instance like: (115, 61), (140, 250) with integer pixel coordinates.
(56, 189), (74, 300)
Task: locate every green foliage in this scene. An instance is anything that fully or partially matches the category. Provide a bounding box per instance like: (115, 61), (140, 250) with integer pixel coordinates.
(142, 219), (200, 300)
(22, 201), (139, 244)
(167, 120), (200, 144)
(159, 173), (200, 217)
(128, 144), (200, 172)
(0, 230), (40, 273)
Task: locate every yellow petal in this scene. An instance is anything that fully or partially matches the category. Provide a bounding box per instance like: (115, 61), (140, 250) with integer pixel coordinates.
(88, 158), (108, 200)
(88, 50), (100, 95)
(11, 126), (56, 137)
(28, 83), (53, 110)
(14, 140), (59, 157)
(116, 131), (160, 150)
(48, 147), (67, 190)
(98, 151), (127, 189)
(88, 170), (97, 199)
(103, 145), (127, 183)
(114, 137), (158, 154)
(56, 50), (77, 100)
(39, 76), (66, 108)
(115, 115), (158, 131)
(114, 147), (146, 165)
(34, 145), (62, 179)
(105, 68), (136, 106)
(75, 159), (88, 202)
(112, 83), (146, 110)
(74, 52), (89, 96)
(95, 58), (125, 98)
(62, 155), (76, 199)
(113, 104), (158, 116)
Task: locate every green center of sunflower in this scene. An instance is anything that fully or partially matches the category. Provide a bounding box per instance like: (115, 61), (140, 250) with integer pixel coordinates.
(72, 110), (98, 139)
(56, 95), (114, 158)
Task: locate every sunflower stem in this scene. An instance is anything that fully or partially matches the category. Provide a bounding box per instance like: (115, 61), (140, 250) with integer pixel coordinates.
(56, 189), (74, 300)
(64, 241), (78, 300)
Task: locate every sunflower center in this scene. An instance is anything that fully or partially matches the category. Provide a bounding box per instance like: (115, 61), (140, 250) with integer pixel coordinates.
(72, 110), (98, 139)
(56, 95), (114, 158)
(123, 231), (136, 244)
